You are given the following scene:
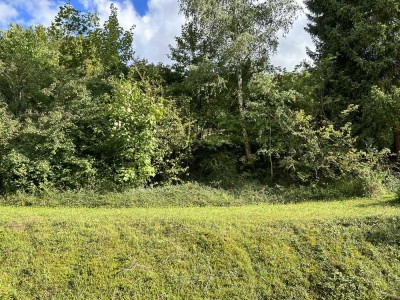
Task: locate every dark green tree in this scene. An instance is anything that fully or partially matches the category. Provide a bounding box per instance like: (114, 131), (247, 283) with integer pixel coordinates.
(305, 0), (400, 152)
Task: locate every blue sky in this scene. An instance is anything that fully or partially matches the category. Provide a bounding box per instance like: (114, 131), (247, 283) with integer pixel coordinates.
(71, 0), (149, 16)
(130, 0), (149, 15)
(4, 0), (149, 22)
(0, 0), (313, 69)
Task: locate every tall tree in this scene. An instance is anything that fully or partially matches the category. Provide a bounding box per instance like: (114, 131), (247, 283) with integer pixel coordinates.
(97, 4), (135, 76)
(0, 25), (60, 115)
(49, 3), (100, 75)
(172, 0), (298, 165)
(50, 3), (134, 78)
(305, 0), (400, 152)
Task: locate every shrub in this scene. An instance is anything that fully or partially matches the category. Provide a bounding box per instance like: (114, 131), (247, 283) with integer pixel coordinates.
(98, 74), (187, 187)
(276, 112), (389, 197)
(0, 72), (187, 194)
(0, 110), (97, 194)
(397, 185), (400, 201)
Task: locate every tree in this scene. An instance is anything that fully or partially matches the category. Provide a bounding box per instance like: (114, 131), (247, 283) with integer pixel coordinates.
(172, 0), (299, 165)
(95, 71), (186, 186)
(97, 4), (135, 76)
(50, 3), (134, 78)
(50, 3), (101, 76)
(363, 86), (400, 157)
(305, 0), (400, 152)
(0, 25), (60, 115)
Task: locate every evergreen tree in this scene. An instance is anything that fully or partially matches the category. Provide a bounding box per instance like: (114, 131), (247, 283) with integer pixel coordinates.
(306, 0), (400, 152)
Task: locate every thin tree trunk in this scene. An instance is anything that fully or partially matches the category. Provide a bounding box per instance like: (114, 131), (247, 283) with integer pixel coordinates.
(237, 67), (253, 165)
(395, 130), (400, 160)
(269, 117), (273, 180)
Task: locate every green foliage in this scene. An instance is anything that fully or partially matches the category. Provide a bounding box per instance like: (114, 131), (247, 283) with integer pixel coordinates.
(0, 1), (398, 195)
(280, 112), (387, 188)
(177, 0), (299, 66)
(98, 4), (134, 74)
(305, 0), (400, 148)
(0, 25), (60, 115)
(362, 86), (400, 148)
(49, 3), (101, 75)
(172, 0), (299, 165)
(0, 150), (52, 194)
(0, 110), (97, 193)
(288, 116), (390, 196)
(0, 71), (186, 193)
(50, 3), (135, 79)
(99, 74), (186, 186)
(0, 104), (18, 147)
(102, 77), (162, 185)
(195, 150), (243, 188)
(247, 72), (391, 196)
(0, 5), (187, 194)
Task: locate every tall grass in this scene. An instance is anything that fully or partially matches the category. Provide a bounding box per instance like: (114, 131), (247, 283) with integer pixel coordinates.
(2, 181), (397, 208)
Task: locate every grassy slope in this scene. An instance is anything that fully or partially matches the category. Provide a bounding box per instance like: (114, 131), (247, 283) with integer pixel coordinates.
(0, 196), (400, 299)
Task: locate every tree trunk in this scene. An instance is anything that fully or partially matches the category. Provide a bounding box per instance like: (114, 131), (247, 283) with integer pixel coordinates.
(237, 67), (253, 166)
(395, 130), (400, 160)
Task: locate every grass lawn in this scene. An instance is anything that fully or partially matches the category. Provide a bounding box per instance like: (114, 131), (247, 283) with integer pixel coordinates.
(1, 195), (399, 299)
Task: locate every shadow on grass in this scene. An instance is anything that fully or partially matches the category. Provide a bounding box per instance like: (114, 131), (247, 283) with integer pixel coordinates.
(364, 217), (400, 246)
(356, 197), (400, 208)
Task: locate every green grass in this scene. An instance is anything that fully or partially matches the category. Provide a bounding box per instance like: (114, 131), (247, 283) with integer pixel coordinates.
(0, 181), (392, 208)
(1, 195), (400, 299)
(0, 183), (266, 208)
(1, 195), (399, 224)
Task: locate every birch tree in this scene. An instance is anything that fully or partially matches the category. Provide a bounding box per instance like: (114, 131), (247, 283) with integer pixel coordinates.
(172, 0), (299, 164)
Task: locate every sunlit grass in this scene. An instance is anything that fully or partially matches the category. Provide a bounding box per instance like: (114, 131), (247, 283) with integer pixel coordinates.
(0, 195), (399, 299)
(0, 194), (398, 225)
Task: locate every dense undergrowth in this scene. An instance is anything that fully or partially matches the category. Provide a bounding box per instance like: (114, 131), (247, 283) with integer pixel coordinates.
(0, 198), (399, 299)
(1, 180), (399, 208)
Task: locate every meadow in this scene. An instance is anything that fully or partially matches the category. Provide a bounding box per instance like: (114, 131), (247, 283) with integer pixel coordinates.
(1, 190), (399, 299)
(1, 0), (400, 299)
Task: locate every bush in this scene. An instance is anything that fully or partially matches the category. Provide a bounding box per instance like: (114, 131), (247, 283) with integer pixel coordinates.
(248, 76), (391, 198)
(0, 72), (187, 195)
(193, 149), (244, 188)
(275, 112), (390, 197)
(0, 110), (97, 194)
(397, 185), (400, 201)
(91, 74), (187, 188)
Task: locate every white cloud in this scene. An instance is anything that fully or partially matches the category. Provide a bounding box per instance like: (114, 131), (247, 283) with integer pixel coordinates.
(271, 12), (315, 70)
(135, 0), (184, 63)
(0, 2), (19, 26)
(271, 0), (315, 70)
(80, 0), (184, 64)
(0, 0), (59, 27)
(22, 0), (60, 26)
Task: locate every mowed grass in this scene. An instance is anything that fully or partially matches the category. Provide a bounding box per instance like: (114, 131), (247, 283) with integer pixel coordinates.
(0, 195), (400, 299)
(1, 195), (399, 224)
